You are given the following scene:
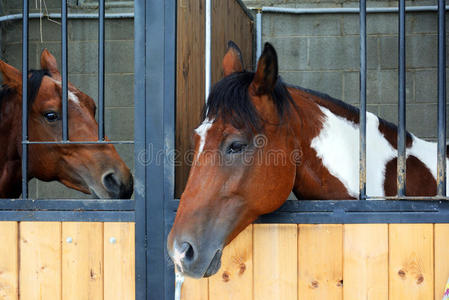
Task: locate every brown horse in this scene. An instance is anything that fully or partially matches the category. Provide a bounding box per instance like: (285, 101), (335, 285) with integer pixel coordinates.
(0, 49), (133, 199)
(167, 41), (445, 278)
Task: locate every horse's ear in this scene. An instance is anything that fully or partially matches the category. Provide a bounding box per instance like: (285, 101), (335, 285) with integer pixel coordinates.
(222, 41), (244, 77)
(250, 43), (278, 96)
(40, 49), (61, 79)
(0, 60), (22, 90)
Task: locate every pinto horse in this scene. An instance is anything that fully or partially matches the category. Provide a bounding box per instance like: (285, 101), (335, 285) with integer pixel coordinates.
(0, 49), (133, 199)
(167, 41), (446, 278)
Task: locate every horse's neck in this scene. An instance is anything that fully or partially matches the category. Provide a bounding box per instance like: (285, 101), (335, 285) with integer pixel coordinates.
(289, 87), (442, 199)
(0, 94), (22, 198)
(289, 88), (356, 199)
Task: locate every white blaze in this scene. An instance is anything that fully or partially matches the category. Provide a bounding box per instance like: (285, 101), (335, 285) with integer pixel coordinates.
(50, 78), (80, 104)
(194, 118), (214, 159)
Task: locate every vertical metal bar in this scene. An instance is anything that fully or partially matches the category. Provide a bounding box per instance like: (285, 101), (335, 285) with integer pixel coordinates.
(256, 9), (262, 63)
(61, 0), (68, 141)
(397, 0), (407, 197)
(98, 0), (105, 140)
(145, 0), (177, 298)
(21, 0), (29, 199)
(134, 0), (147, 297)
(437, 0), (447, 196)
(205, 0), (211, 103)
(359, 0), (367, 200)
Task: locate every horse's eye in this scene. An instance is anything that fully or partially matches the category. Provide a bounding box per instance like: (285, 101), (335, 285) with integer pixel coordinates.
(227, 141), (247, 154)
(44, 111), (59, 122)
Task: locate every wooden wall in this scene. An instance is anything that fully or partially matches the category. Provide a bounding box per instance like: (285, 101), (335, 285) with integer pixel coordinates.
(176, 0), (254, 197)
(0, 222), (134, 300)
(180, 223), (449, 300)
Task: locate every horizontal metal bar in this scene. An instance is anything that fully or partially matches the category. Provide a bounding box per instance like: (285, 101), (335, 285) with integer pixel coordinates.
(0, 12), (134, 23)
(260, 5), (449, 14)
(0, 210), (134, 222)
(168, 199), (449, 223)
(0, 199), (135, 211)
(23, 140), (134, 145)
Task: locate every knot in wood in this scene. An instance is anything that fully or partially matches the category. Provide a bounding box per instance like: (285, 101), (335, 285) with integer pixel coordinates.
(398, 269), (406, 278)
(222, 271), (230, 282)
(416, 275), (424, 284)
(311, 280), (319, 289)
(239, 263), (246, 275)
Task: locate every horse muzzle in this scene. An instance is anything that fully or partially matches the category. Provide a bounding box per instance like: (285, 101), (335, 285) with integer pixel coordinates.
(168, 239), (224, 278)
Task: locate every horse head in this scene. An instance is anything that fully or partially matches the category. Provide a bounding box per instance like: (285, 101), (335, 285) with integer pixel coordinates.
(0, 49), (133, 199)
(167, 42), (298, 277)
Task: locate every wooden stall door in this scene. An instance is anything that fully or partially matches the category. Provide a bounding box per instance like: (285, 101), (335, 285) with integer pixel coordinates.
(180, 223), (449, 300)
(176, 0), (254, 198)
(0, 221), (134, 300)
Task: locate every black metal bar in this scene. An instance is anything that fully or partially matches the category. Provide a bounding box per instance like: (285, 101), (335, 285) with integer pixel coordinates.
(61, 0), (68, 141)
(143, 0), (176, 298)
(23, 140), (134, 145)
(168, 199), (449, 224)
(134, 0), (147, 297)
(437, 0), (447, 196)
(359, 0), (367, 200)
(0, 199), (134, 211)
(397, 0), (406, 196)
(0, 211), (134, 222)
(98, 0), (105, 141)
(21, 0), (29, 199)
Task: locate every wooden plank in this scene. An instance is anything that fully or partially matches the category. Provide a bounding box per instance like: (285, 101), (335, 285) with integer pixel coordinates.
(209, 225), (253, 300)
(0, 222), (18, 300)
(62, 222), (103, 300)
(181, 277), (209, 300)
(254, 224), (297, 300)
(298, 224), (343, 300)
(175, 0), (253, 197)
(435, 224), (449, 300)
(389, 224), (434, 300)
(104, 222), (135, 300)
(175, 0), (205, 197)
(19, 222), (62, 300)
(343, 224), (388, 300)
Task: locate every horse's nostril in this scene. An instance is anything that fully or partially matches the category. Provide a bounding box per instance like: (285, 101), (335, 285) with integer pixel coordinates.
(181, 242), (195, 262)
(102, 172), (120, 195)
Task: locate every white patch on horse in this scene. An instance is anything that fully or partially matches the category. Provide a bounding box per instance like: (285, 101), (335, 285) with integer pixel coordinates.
(311, 106), (396, 198)
(194, 118), (214, 159)
(49, 78), (80, 104)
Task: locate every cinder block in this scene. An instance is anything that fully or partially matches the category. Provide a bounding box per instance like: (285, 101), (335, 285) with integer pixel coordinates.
(265, 37), (308, 70)
(70, 73), (134, 107)
(415, 69), (437, 103)
(105, 107), (134, 140)
(307, 36), (377, 70)
(343, 14), (397, 35)
(380, 35), (437, 69)
(271, 14), (341, 37)
(105, 41), (134, 73)
(366, 70), (414, 104)
(69, 19), (134, 41)
(280, 70), (343, 100)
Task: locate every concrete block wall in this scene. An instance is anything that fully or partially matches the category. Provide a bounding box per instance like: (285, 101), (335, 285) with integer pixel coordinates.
(1, 0), (447, 198)
(0, 0), (134, 198)
(246, 0), (449, 142)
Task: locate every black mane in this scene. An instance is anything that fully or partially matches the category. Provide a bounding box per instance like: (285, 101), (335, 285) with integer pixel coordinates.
(0, 69), (50, 117)
(203, 71), (296, 131)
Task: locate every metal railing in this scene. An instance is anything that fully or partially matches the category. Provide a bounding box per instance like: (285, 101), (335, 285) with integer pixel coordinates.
(255, 2), (448, 202)
(0, 0), (137, 221)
